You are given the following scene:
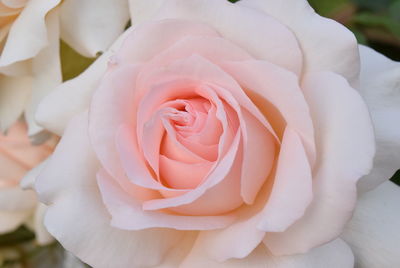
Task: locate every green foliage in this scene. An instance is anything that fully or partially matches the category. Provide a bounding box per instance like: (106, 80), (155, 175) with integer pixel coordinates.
(389, 0), (400, 21)
(0, 227), (34, 247)
(60, 41), (96, 82)
(354, 12), (400, 37)
(391, 170), (400, 186)
(308, 0), (350, 17)
(352, 0), (392, 11)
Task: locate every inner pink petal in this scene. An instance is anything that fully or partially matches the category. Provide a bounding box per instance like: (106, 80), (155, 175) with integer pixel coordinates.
(182, 105), (223, 146)
(159, 155), (213, 189)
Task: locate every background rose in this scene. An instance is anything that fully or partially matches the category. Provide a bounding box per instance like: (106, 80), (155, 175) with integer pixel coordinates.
(0, 0), (133, 137)
(33, 0), (400, 267)
(0, 120), (57, 244)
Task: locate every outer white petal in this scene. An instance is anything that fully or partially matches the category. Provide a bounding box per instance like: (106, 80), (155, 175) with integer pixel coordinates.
(35, 112), (186, 268)
(0, 187), (36, 211)
(180, 238), (354, 268)
(239, 0), (360, 86)
(0, 210), (31, 234)
(35, 30), (132, 135)
(342, 181), (400, 267)
(20, 158), (48, 190)
(19, 159), (53, 244)
(25, 8), (61, 136)
(357, 45), (400, 192)
(128, 0), (165, 24)
(153, 0), (303, 75)
(0, 75), (31, 132)
(33, 203), (53, 245)
(60, 0), (129, 57)
(0, 0), (61, 67)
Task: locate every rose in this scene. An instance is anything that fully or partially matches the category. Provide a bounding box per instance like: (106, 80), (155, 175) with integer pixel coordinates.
(33, 0), (400, 267)
(0, 120), (57, 244)
(0, 0), (132, 136)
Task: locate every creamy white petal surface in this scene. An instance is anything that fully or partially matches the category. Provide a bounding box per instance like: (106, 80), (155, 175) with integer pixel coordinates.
(0, 76), (31, 132)
(128, 0), (165, 24)
(180, 238), (354, 268)
(25, 7), (61, 136)
(342, 181), (400, 267)
(0, 0), (61, 67)
(59, 0), (129, 57)
(357, 45), (400, 193)
(238, 0), (360, 85)
(36, 30), (133, 135)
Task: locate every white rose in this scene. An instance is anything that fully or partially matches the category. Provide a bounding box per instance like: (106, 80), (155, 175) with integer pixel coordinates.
(0, 0), (134, 136)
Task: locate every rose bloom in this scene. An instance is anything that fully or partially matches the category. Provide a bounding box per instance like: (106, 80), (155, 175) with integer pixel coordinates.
(0, 120), (57, 244)
(0, 0), (133, 136)
(33, 0), (400, 267)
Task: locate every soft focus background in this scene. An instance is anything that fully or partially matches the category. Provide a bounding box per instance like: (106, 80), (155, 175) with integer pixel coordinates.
(1, 0), (399, 267)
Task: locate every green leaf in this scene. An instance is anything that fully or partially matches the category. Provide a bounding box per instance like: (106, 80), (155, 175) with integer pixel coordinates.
(389, 0), (400, 21)
(308, 0), (350, 17)
(351, 0), (391, 11)
(390, 169), (400, 186)
(0, 226), (34, 247)
(349, 27), (368, 44)
(353, 12), (400, 37)
(60, 41), (96, 82)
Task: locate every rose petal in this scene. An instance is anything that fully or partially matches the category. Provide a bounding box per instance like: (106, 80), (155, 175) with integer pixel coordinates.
(128, 0), (165, 25)
(0, 209), (31, 234)
(221, 60), (315, 166)
(59, 0), (129, 57)
(0, 187), (36, 211)
(97, 168), (236, 230)
(154, 0), (303, 74)
(137, 55), (277, 142)
(258, 127), (312, 232)
(263, 72), (374, 255)
(238, 107), (276, 204)
(142, 131), (241, 213)
(239, 0), (360, 86)
(0, 0), (60, 67)
(33, 203), (53, 245)
(159, 155), (212, 189)
(180, 238), (354, 268)
(356, 45), (400, 192)
(116, 19), (220, 65)
(341, 181), (400, 267)
(196, 127), (311, 261)
(0, 75), (31, 132)
(35, 112), (186, 268)
(25, 8), (61, 136)
(35, 29), (133, 135)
